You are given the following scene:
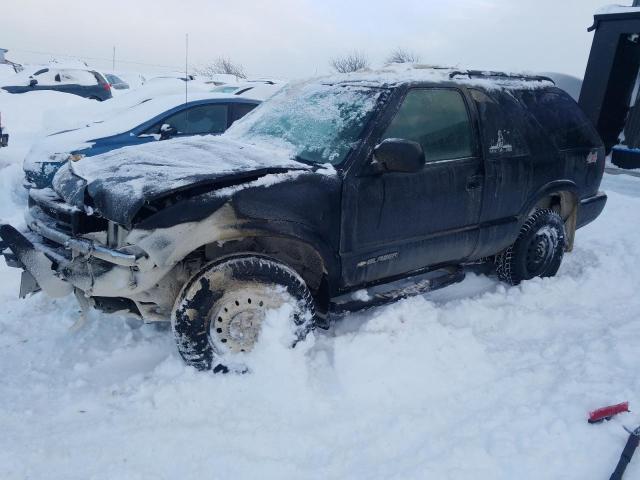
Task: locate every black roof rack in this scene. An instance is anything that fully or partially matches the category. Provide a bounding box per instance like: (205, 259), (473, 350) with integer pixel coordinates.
(448, 70), (555, 84)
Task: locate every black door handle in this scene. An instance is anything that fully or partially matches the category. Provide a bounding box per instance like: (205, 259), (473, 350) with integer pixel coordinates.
(466, 174), (483, 191)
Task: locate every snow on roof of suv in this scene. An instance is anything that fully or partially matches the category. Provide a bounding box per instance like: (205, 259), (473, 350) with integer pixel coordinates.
(320, 63), (555, 90)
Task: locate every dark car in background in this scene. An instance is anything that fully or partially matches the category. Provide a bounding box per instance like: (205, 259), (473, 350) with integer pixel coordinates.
(23, 93), (262, 188)
(2, 67), (113, 101)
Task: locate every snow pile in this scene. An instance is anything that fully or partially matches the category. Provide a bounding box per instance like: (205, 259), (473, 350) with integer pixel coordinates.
(0, 89), (96, 225)
(0, 64), (19, 84)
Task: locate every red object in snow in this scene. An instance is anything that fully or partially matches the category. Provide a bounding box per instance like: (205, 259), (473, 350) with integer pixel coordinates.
(588, 402), (630, 424)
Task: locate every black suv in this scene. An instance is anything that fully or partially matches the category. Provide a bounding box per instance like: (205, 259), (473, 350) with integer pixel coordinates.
(0, 68), (607, 371)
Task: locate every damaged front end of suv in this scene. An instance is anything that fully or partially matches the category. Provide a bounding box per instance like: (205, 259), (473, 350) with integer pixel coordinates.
(0, 79), (381, 370)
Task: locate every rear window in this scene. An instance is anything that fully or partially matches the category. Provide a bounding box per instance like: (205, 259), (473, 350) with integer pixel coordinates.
(518, 89), (600, 150)
(105, 74), (123, 84)
(470, 89), (529, 157)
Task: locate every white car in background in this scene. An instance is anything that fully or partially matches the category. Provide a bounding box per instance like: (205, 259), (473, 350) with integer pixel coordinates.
(210, 79), (286, 99)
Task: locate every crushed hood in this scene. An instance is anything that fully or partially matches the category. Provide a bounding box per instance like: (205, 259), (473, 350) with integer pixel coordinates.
(53, 135), (309, 226)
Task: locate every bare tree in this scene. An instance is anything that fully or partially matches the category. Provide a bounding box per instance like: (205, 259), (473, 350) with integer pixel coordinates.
(386, 48), (421, 64)
(330, 51), (369, 73)
(195, 56), (247, 79)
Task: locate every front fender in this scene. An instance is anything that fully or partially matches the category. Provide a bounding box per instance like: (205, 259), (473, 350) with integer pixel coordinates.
(226, 218), (342, 292)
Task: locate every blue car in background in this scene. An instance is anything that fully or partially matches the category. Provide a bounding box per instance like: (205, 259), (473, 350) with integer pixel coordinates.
(24, 93), (262, 189)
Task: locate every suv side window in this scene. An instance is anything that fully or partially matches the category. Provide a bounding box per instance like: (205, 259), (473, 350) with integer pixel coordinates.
(469, 89), (529, 157)
(383, 88), (474, 162)
(518, 89), (601, 150)
(153, 104), (228, 135)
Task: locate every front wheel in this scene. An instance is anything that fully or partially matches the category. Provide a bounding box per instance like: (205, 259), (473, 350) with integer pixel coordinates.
(495, 209), (566, 286)
(171, 256), (315, 371)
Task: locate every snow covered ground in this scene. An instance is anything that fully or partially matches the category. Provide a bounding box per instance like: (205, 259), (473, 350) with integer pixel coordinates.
(1, 91), (640, 479)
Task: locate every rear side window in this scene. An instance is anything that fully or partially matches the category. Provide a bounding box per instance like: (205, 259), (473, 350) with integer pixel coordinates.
(105, 74), (123, 84)
(230, 103), (257, 124)
(383, 88), (474, 162)
(518, 89), (600, 150)
(469, 89), (529, 157)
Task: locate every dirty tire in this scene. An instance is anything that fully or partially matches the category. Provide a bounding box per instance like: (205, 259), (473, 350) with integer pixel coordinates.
(171, 256), (315, 371)
(495, 209), (566, 286)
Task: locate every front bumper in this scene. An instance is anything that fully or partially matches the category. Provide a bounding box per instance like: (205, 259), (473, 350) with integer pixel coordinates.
(0, 219), (144, 295)
(0, 220), (177, 320)
(577, 191), (607, 229)
(0, 187), (236, 321)
(26, 212), (140, 268)
(0, 187), (166, 311)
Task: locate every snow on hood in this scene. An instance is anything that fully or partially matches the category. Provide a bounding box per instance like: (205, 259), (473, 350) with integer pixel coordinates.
(56, 135), (309, 226)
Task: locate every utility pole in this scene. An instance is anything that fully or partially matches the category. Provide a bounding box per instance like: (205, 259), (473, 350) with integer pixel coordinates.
(112, 46), (115, 71)
(185, 34), (189, 104)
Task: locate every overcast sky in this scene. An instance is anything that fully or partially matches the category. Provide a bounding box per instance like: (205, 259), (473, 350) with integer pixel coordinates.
(2, 0), (615, 79)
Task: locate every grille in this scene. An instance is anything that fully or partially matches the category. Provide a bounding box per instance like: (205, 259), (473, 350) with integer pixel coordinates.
(28, 189), (107, 236)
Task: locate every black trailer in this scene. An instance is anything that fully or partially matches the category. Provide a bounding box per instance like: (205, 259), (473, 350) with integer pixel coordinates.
(580, 2), (640, 168)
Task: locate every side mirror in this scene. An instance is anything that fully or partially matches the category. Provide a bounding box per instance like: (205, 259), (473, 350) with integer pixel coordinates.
(373, 138), (425, 173)
(159, 123), (178, 140)
(29, 78), (38, 87)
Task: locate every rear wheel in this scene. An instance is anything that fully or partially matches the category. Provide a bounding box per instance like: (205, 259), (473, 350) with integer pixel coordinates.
(171, 256), (315, 371)
(495, 209), (566, 286)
